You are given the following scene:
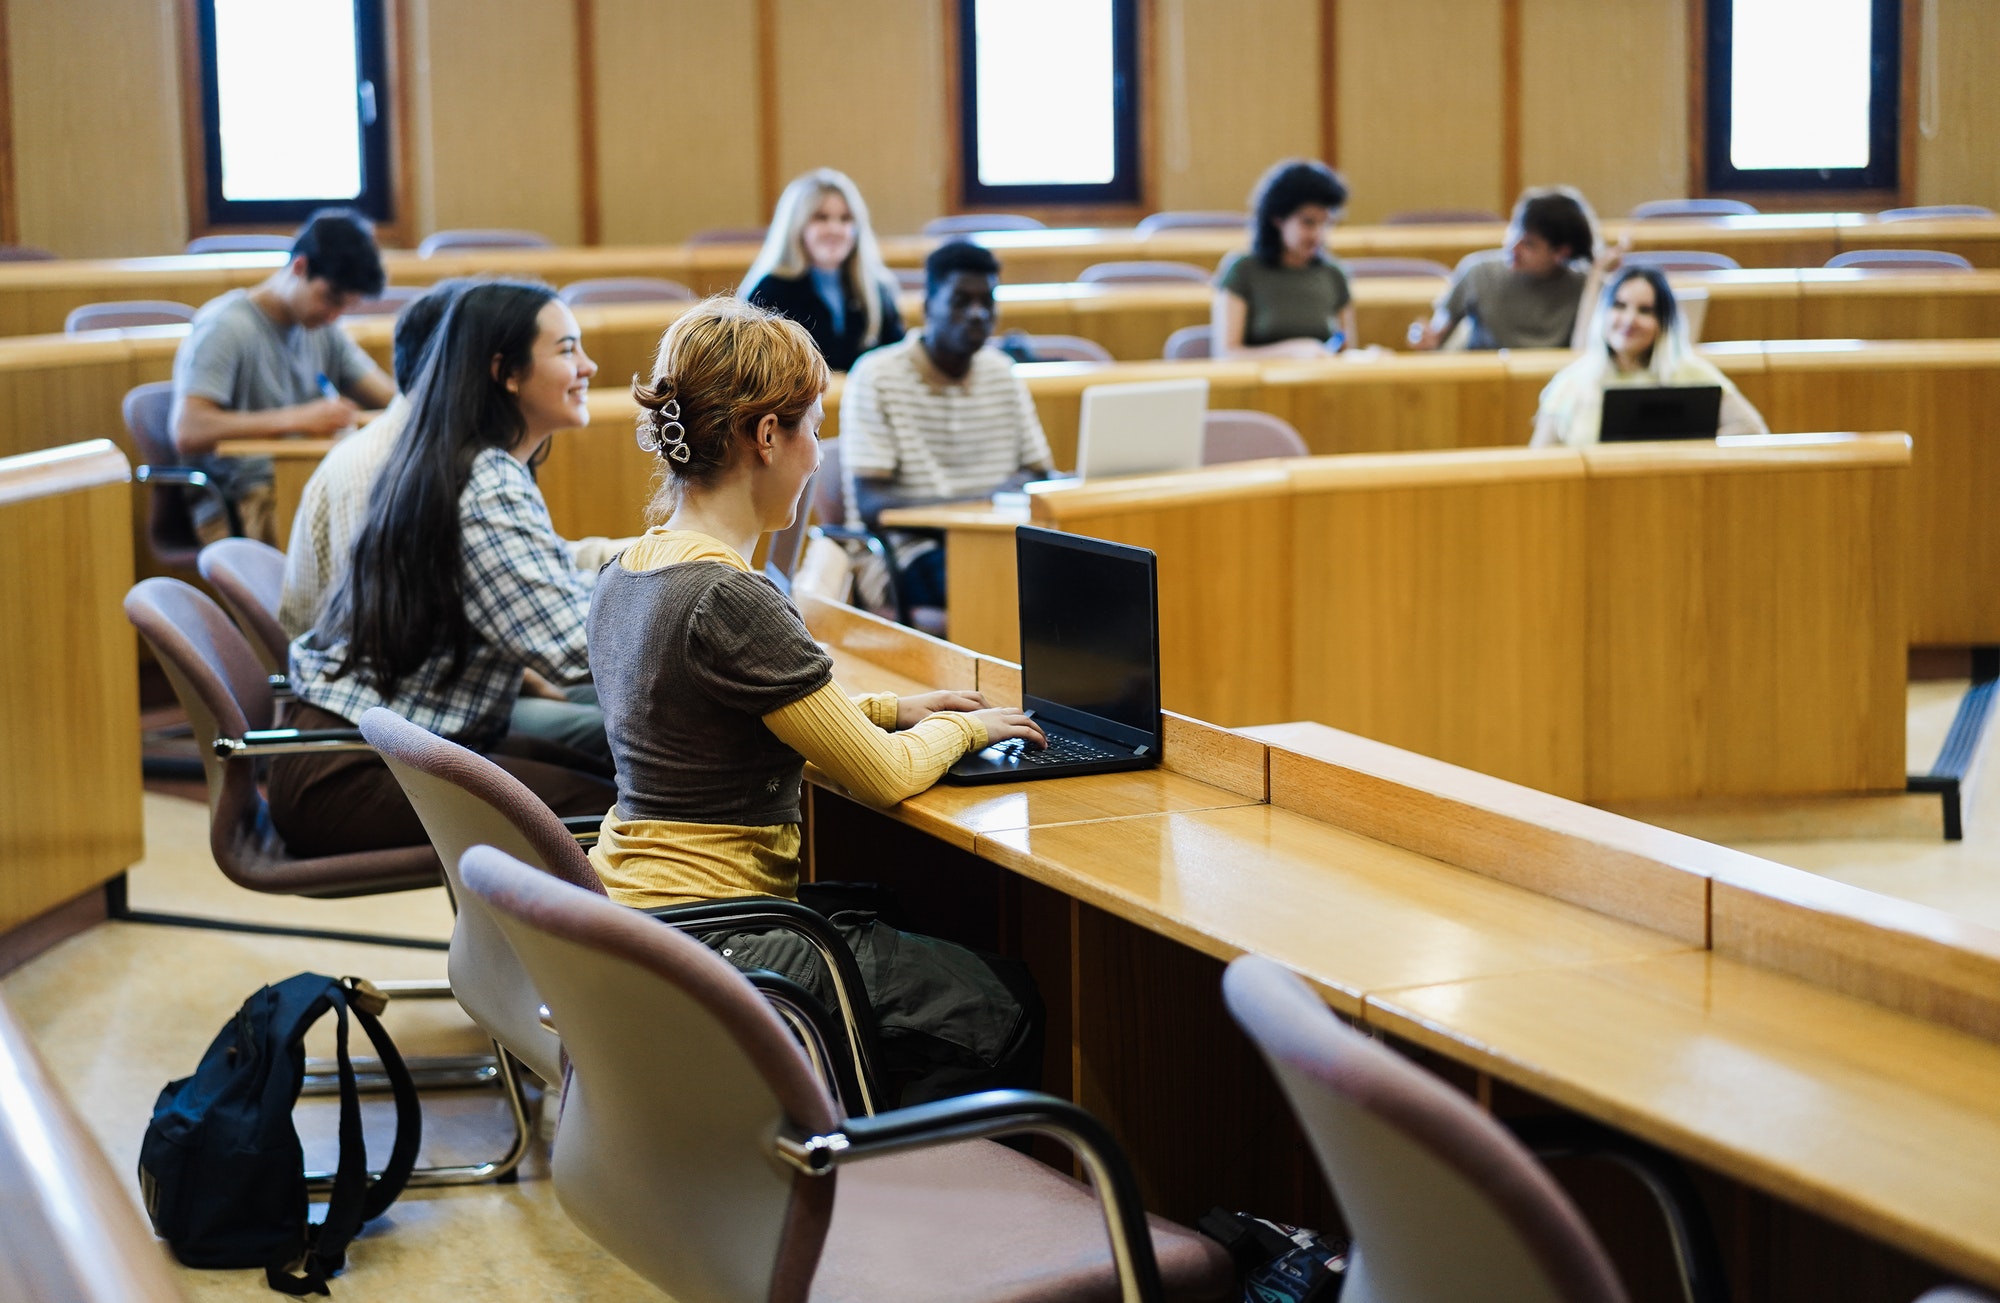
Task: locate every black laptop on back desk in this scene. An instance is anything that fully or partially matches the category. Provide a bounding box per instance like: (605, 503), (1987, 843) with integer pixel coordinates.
(944, 526), (1163, 784)
(1599, 384), (1723, 442)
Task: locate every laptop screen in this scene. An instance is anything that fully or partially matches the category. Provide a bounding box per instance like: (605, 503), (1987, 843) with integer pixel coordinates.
(1016, 527), (1160, 746)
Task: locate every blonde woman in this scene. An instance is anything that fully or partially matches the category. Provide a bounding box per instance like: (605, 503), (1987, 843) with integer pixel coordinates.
(740, 168), (906, 371)
(1531, 266), (1768, 447)
(586, 297), (1046, 1104)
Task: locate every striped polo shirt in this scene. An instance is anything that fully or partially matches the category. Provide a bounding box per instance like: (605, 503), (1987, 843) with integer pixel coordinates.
(837, 336), (1054, 524)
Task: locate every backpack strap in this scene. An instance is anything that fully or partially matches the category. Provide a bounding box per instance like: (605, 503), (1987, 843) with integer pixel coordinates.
(263, 979), (422, 1296)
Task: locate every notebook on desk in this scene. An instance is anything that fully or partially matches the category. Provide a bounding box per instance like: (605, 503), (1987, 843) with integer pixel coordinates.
(944, 526), (1162, 784)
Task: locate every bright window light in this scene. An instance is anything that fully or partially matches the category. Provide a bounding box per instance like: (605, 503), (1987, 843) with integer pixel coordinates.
(1729, 0), (1873, 170)
(972, 0), (1116, 187)
(213, 0), (363, 202)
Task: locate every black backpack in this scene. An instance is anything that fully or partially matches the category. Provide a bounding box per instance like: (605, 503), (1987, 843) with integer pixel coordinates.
(139, 973), (421, 1296)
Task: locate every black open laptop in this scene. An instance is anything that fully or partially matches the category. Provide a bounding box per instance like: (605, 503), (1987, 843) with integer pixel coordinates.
(1599, 385), (1723, 442)
(945, 526), (1163, 784)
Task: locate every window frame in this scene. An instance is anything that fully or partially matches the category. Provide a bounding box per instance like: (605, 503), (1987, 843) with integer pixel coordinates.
(954, 0), (1142, 209)
(191, 0), (396, 227)
(1701, 0), (1902, 195)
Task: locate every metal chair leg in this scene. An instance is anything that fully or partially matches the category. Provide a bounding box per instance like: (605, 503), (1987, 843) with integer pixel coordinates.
(306, 1039), (534, 1192)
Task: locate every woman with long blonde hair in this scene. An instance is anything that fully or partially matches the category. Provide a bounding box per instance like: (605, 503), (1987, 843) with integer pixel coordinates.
(739, 168), (905, 371)
(586, 297), (1045, 1103)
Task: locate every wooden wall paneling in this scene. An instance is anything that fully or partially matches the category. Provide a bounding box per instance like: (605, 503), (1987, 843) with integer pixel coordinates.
(10, 0), (185, 257)
(574, 0), (601, 245)
(1761, 344), (2000, 645)
(1334, 0), (1504, 225)
(770, 0), (948, 238)
(1582, 441), (1910, 803)
(1518, 0), (1687, 222)
(0, 0), (14, 248)
(591, 0), (763, 246)
(1151, 0), (1325, 215)
(1913, 0), (2000, 212)
(418, 0), (584, 245)
(0, 444), (142, 931)
(1288, 455), (1590, 798)
(1500, 0), (1521, 210)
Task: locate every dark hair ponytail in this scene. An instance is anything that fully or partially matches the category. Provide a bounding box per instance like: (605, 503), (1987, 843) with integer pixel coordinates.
(324, 279), (556, 697)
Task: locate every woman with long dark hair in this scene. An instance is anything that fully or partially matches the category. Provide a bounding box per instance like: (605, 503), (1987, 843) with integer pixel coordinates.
(1210, 159), (1356, 359)
(270, 279), (617, 856)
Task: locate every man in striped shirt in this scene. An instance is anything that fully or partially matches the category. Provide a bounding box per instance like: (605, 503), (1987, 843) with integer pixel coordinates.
(840, 241), (1054, 607)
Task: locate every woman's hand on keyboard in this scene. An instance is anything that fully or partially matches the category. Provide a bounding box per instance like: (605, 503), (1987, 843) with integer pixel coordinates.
(897, 689), (991, 729)
(971, 708), (1047, 750)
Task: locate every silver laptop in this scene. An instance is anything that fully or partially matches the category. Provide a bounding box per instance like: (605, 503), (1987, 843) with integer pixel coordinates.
(1073, 378), (1209, 480)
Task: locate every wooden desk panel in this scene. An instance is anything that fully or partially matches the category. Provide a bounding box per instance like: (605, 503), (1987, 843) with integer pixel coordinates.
(1583, 438), (1911, 801)
(0, 442), (142, 934)
(1288, 455), (1589, 798)
(1368, 952), (2000, 1292)
(1262, 354), (1516, 452)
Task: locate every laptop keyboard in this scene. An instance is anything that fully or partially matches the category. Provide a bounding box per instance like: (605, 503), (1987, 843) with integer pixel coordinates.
(994, 732), (1125, 766)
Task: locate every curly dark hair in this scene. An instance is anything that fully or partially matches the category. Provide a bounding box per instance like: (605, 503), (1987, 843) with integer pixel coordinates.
(1249, 160), (1349, 266)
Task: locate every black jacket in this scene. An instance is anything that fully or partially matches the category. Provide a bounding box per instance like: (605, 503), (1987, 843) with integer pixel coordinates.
(746, 272), (906, 373)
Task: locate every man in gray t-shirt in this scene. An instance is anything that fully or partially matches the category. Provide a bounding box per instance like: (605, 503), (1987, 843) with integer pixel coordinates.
(1411, 186), (1602, 352)
(171, 209), (396, 544)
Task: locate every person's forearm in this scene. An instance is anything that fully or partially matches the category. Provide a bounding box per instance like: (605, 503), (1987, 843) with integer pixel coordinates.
(350, 370), (397, 409)
(765, 680), (984, 807)
(852, 477), (956, 529)
(173, 402), (326, 454)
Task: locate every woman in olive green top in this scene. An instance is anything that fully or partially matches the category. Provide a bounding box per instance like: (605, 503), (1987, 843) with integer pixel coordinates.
(1212, 159), (1356, 359)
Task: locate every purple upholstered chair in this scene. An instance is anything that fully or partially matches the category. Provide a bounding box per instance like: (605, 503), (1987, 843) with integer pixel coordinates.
(1622, 251), (1742, 273)
(1343, 258), (1452, 279)
(923, 213), (1046, 236)
(559, 277), (697, 307)
(1825, 249), (1974, 271)
(197, 538), (289, 674)
(1078, 261), (1213, 285)
(64, 300), (195, 333)
(1384, 208), (1504, 225)
(1629, 199), (1758, 219)
(1136, 211), (1247, 236)
(1162, 325), (1211, 360)
(417, 228), (554, 257)
(126, 381), (228, 572)
(460, 844), (1235, 1303)
(185, 233), (293, 254)
(1202, 411), (1307, 465)
(1225, 955), (1632, 1303)
(1877, 206), (1995, 222)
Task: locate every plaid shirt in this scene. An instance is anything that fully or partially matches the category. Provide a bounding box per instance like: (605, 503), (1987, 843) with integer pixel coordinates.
(290, 448), (593, 750)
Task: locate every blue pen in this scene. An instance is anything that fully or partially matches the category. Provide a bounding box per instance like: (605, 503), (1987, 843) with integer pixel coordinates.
(315, 372), (339, 400)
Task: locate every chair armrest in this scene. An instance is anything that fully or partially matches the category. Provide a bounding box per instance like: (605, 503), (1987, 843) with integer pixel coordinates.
(560, 814), (601, 848)
(776, 1089), (1166, 1303)
(136, 464), (240, 537)
(813, 524), (912, 626)
(648, 897), (885, 1115)
(213, 727), (372, 758)
(1508, 1115), (1729, 1303)
(741, 968), (868, 1117)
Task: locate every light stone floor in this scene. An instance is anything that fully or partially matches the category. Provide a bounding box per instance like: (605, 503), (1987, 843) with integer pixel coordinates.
(6, 681), (1995, 1299)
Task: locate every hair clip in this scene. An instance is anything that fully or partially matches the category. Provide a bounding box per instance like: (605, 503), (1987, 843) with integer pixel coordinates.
(636, 399), (692, 464)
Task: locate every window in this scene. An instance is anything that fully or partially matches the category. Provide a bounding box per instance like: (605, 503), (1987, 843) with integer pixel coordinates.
(957, 0), (1140, 207)
(1704, 0), (1901, 193)
(194, 0), (393, 225)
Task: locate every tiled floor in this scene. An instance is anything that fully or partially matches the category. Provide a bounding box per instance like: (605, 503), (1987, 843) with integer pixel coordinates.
(10, 681), (1996, 1299)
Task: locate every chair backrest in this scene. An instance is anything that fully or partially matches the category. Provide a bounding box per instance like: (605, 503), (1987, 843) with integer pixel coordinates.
(344, 285), (425, 317)
(124, 381), (204, 569)
(1629, 198), (1758, 219)
(185, 234), (293, 254)
(123, 577), (438, 895)
(1136, 210), (1247, 235)
(1914, 1289), (2000, 1303)
(358, 708), (605, 1085)
(923, 213), (1045, 236)
(1621, 249), (1742, 273)
(1877, 205), (1995, 222)
(813, 438), (849, 529)
(1223, 956), (1631, 1303)
(1385, 208), (1504, 225)
(1343, 257), (1453, 279)
(1077, 260), (1212, 285)
(892, 266), (928, 293)
(196, 538), (290, 674)
(1825, 248), (1974, 271)
(1162, 324), (1212, 360)
(0, 244), (57, 261)
(416, 228), (555, 257)
(459, 846), (838, 1303)
(64, 301), (195, 333)
(1019, 334), (1114, 363)
(1202, 410), (1307, 464)
(686, 226), (770, 246)
(559, 277), (696, 307)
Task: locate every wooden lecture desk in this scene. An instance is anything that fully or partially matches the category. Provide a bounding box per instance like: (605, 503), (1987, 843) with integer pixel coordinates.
(796, 592), (2000, 1299)
(876, 434), (1912, 814)
(0, 212), (1997, 338)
